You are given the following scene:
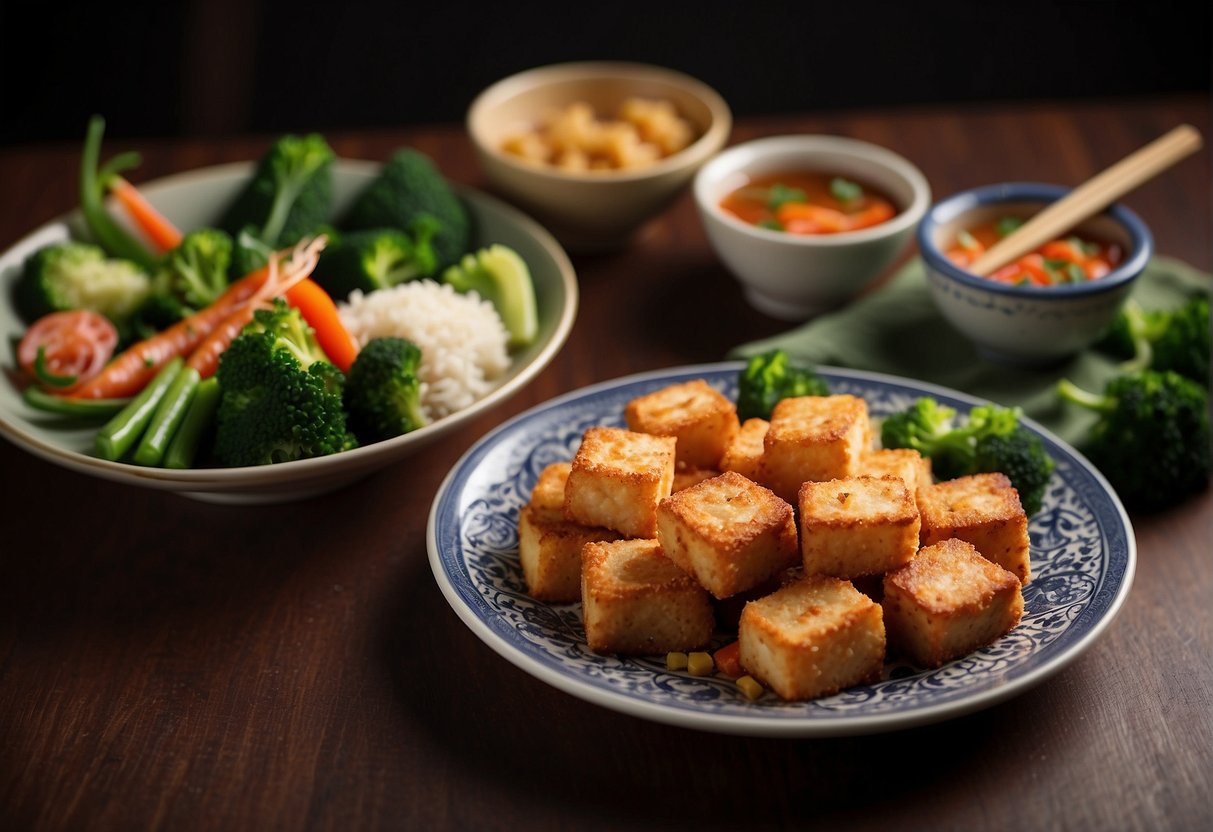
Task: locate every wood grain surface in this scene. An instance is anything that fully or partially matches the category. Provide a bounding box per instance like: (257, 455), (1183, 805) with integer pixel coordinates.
(1, 95), (1209, 832)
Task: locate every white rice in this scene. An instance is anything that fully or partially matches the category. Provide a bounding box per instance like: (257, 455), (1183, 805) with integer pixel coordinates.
(337, 280), (512, 421)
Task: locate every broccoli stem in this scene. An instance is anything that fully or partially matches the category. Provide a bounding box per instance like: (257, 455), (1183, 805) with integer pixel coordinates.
(1056, 378), (1116, 413)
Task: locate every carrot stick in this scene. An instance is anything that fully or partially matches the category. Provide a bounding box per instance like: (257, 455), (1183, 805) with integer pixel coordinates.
(285, 277), (359, 373)
(108, 175), (183, 253)
(67, 265), (271, 400)
(185, 303), (259, 379)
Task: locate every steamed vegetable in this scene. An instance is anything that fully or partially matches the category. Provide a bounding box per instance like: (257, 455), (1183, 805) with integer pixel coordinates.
(284, 277), (359, 374)
(108, 175), (183, 253)
(213, 299), (353, 466)
(880, 398), (1055, 515)
(155, 227), (234, 309)
(218, 133), (335, 273)
(1096, 295), (1210, 382)
(79, 115), (160, 270)
(14, 241), (151, 326)
(312, 222), (438, 301)
(1057, 370), (1210, 510)
(95, 357), (184, 460)
(442, 244), (538, 348)
(736, 349), (830, 421)
(340, 148), (471, 271)
(342, 336), (427, 444)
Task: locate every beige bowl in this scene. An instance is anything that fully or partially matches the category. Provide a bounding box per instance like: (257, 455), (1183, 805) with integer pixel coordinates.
(467, 61), (732, 251)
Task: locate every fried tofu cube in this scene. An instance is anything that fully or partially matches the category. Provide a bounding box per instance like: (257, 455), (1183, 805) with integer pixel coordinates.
(580, 538), (714, 655)
(624, 379), (740, 469)
(798, 475), (921, 579)
(527, 462), (573, 521)
(882, 537), (1024, 668)
(564, 426), (676, 538)
(673, 463), (720, 493)
(655, 471), (799, 599)
(760, 395), (870, 503)
(860, 447), (933, 495)
(738, 575), (886, 701)
(917, 473), (1031, 583)
(720, 417), (769, 482)
(518, 462), (621, 602)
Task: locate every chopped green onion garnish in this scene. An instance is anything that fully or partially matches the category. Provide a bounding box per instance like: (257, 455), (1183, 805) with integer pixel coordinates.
(957, 229), (980, 251)
(1065, 263), (1087, 283)
(766, 183), (806, 211)
(995, 216), (1024, 237)
(757, 218), (785, 231)
(33, 347), (77, 388)
(829, 177), (863, 202)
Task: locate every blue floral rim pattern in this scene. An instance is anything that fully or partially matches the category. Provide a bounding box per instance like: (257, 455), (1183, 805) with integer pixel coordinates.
(426, 363), (1135, 737)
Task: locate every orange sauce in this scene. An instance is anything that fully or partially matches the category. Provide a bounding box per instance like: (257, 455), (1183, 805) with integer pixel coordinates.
(719, 171), (897, 234)
(946, 217), (1123, 286)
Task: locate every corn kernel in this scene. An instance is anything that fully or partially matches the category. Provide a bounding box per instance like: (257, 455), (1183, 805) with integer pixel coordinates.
(737, 675), (764, 701)
(666, 651), (689, 671)
(687, 651), (714, 676)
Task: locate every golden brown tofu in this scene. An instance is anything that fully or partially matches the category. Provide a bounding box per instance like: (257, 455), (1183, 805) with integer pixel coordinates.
(720, 417), (769, 482)
(760, 395), (870, 503)
(624, 379), (740, 469)
(798, 475), (921, 579)
(580, 538), (715, 655)
(917, 472), (1031, 583)
(673, 463), (721, 493)
(528, 462), (573, 522)
(738, 575), (886, 701)
(859, 447), (933, 495)
(517, 505), (620, 603)
(655, 471), (800, 599)
(564, 426), (677, 538)
(882, 537), (1024, 668)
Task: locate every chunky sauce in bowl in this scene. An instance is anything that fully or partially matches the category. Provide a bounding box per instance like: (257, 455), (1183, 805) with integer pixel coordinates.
(946, 216), (1123, 286)
(719, 171), (898, 235)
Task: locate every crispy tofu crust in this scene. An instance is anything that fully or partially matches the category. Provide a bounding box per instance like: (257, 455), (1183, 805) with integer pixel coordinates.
(798, 475), (922, 579)
(564, 426), (676, 538)
(917, 472), (1031, 583)
(624, 379), (740, 469)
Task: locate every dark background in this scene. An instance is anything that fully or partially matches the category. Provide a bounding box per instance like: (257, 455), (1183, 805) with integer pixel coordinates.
(1, 0), (1209, 147)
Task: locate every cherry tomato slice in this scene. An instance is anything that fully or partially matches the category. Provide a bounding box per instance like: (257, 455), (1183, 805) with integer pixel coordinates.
(17, 310), (119, 394)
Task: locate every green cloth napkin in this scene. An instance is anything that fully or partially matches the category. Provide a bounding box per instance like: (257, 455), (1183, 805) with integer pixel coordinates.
(728, 255), (1211, 447)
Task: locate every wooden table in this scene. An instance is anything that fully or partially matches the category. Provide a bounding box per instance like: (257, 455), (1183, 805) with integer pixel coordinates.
(1, 95), (1209, 832)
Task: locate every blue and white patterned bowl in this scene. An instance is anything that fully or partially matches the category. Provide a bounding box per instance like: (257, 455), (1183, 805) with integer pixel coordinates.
(427, 363), (1136, 737)
(918, 182), (1152, 366)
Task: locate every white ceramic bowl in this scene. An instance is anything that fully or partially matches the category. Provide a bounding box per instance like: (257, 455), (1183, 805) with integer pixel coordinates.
(467, 61), (732, 251)
(693, 135), (931, 320)
(0, 160), (578, 504)
(918, 182), (1152, 365)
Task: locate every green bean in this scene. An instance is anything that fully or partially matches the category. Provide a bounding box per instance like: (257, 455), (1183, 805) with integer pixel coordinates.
(23, 386), (131, 419)
(164, 376), (221, 470)
(134, 366), (200, 467)
(95, 357), (184, 461)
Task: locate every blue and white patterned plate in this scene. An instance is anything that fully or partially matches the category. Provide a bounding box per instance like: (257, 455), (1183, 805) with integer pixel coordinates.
(427, 363), (1135, 737)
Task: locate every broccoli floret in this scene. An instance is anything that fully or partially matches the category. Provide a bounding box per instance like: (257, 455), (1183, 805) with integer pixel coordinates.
(1057, 370), (1211, 511)
(14, 240), (151, 325)
(973, 425), (1056, 515)
(881, 398), (1055, 513)
(157, 227), (233, 308)
(340, 148), (471, 272)
(313, 221), (438, 301)
(213, 299), (353, 466)
(218, 133), (335, 267)
(736, 349), (830, 421)
(343, 336), (428, 444)
(1095, 295), (1210, 382)
(442, 243), (538, 348)
(1151, 294), (1210, 383)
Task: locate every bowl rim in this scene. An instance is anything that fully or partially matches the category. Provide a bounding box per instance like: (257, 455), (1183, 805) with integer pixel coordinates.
(466, 60), (733, 184)
(917, 181), (1153, 298)
(692, 133), (932, 247)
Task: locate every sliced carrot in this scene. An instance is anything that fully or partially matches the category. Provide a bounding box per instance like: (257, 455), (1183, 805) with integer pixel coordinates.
(185, 303), (259, 379)
(285, 277), (359, 373)
(713, 640), (743, 679)
(776, 202), (849, 233)
(108, 176), (183, 253)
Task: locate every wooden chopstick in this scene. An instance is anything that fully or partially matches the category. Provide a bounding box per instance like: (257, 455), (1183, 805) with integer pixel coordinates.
(967, 124), (1204, 277)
